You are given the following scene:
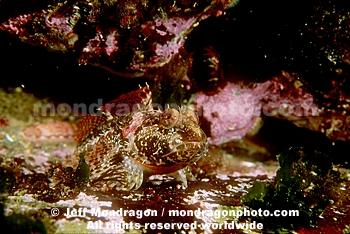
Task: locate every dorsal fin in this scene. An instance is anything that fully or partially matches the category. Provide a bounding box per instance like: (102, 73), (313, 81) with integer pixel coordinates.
(74, 114), (107, 143)
(99, 84), (152, 119)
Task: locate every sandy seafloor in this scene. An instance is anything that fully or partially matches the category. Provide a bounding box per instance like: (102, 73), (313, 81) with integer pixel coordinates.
(0, 87), (349, 234)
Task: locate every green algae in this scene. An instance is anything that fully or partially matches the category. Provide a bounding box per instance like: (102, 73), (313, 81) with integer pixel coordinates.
(0, 203), (47, 234)
(75, 152), (90, 183)
(54, 219), (88, 234)
(242, 146), (347, 229)
(343, 225), (350, 234)
(0, 193), (58, 234)
(0, 87), (77, 124)
(213, 206), (242, 223)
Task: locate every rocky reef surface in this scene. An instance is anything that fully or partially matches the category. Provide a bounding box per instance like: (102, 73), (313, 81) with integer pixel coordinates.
(1, 0), (350, 233)
(0, 85), (349, 234)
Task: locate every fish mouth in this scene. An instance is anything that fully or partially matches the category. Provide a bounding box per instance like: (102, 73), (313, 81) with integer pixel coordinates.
(159, 140), (209, 162)
(134, 140), (208, 166)
(139, 141), (208, 174)
(138, 163), (188, 174)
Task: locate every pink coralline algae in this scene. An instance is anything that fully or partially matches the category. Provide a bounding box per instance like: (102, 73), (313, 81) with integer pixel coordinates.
(20, 121), (77, 142)
(259, 71), (320, 118)
(1, 0), (240, 79)
(191, 72), (322, 145)
(192, 83), (263, 145)
(318, 78), (350, 142)
(139, 16), (197, 69)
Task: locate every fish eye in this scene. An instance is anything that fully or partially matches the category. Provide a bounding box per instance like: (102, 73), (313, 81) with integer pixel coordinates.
(159, 108), (180, 128)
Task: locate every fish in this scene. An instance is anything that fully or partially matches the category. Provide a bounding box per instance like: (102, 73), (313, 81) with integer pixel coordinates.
(63, 85), (208, 190)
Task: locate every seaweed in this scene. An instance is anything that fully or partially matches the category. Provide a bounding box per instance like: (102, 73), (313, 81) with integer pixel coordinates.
(242, 146), (347, 229)
(0, 203), (47, 234)
(74, 152), (90, 183)
(0, 178), (51, 234)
